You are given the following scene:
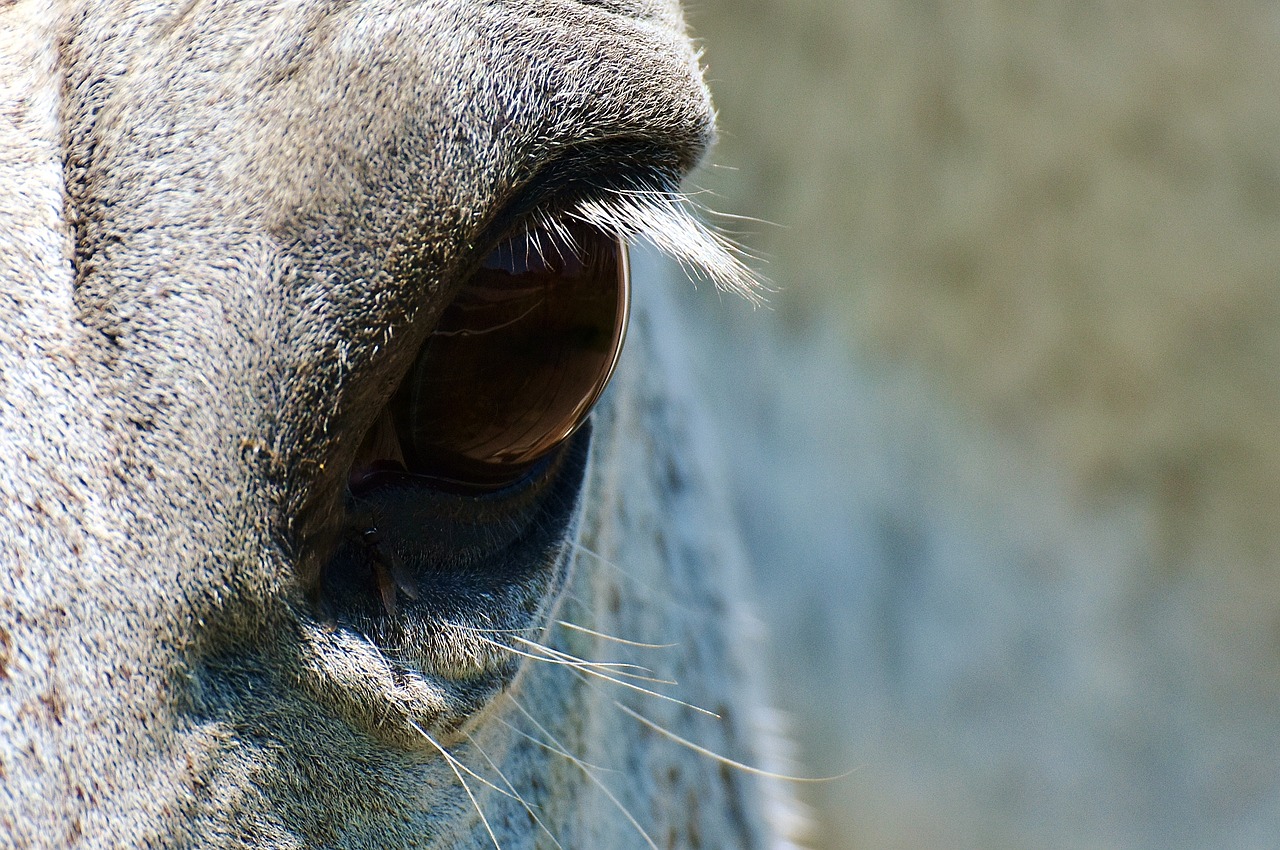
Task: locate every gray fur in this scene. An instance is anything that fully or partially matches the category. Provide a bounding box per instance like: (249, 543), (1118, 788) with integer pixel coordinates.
(0, 1), (788, 846)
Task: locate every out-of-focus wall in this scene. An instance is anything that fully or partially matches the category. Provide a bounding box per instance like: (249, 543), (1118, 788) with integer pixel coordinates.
(672, 2), (1280, 847)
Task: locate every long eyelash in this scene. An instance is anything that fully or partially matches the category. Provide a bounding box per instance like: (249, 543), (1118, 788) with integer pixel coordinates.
(574, 189), (764, 301)
(562, 181), (768, 304)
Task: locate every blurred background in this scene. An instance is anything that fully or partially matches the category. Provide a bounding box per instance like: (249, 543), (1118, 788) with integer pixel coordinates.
(667, 2), (1280, 847)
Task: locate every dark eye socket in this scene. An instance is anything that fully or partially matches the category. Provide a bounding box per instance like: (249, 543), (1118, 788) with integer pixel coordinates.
(349, 221), (629, 493)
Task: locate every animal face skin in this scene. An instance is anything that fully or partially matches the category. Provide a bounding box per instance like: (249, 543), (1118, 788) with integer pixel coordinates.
(0, 1), (788, 847)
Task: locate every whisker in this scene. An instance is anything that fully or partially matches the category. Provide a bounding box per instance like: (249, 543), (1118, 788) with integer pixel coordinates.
(440, 619), (649, 659)
(508, 697), (660, 850)
(407, 721), (522, 802)
(568, 543), (719, 618)
(439, 622), (543, 637)
(466, 732), (566, 850)
(470, 632), (673, 686)
(507, 635), (670, 681)
(556, 588), (606, 621)
(561, 664), (720, 720)
(506, 638), (704, 705)
(554, 619), (679, 650)
(440, 623), (639, 672)
(613, 703), (853, 784)
(476, 630), (718, 716)
(495, 714), (614, 774)
(568, 543), (671, 597)
(408, 719), (505, 850)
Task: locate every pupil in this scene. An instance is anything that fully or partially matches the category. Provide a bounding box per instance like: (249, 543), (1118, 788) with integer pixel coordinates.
(391, 223), (629, 490)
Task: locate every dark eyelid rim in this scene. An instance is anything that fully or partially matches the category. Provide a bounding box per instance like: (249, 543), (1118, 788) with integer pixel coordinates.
(470, 138), (681, 262)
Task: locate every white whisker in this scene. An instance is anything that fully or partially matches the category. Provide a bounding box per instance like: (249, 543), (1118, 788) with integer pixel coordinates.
(407, 722), (522, 802)
(439, 622), (541, 637)
(561, 663), (721, 719)
(495, 714), (614, 774)
(466, 732), (566, 850)
(569, 543), (718, 618)
(505, 637), (716, 712)
(614, 703), (852, 784)
(408, 719), (505, 850)
(554, 619), (678, 650)
(509, 697), (660, 850)
(507, 635), (670, 682)
(470, 632), (675, 687)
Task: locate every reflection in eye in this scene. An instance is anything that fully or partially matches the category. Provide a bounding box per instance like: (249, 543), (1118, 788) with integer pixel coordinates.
(369, 222), (629, 492)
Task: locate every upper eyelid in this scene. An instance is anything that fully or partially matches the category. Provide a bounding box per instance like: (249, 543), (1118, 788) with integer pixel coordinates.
(469, 145), (760, 300)
(486, 139), (679, 221)
(483, 181), (762, 302)
(473, 165), (668, 256)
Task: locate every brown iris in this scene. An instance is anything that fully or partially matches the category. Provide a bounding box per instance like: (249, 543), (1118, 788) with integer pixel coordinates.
(351, 222), (629, 493)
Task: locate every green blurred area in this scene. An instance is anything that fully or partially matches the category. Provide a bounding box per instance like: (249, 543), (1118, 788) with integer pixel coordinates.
(680, 3), (1280, 847)
(690, 0), (1280, 568)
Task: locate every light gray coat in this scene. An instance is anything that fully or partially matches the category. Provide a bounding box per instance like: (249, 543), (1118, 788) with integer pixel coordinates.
(0, 1), (790, 846)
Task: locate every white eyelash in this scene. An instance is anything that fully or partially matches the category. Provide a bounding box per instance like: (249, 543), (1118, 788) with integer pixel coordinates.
(567, 186), (766, 304)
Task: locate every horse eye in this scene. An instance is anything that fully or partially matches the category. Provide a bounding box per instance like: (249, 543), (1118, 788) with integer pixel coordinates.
(361, 222), (629, 492)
